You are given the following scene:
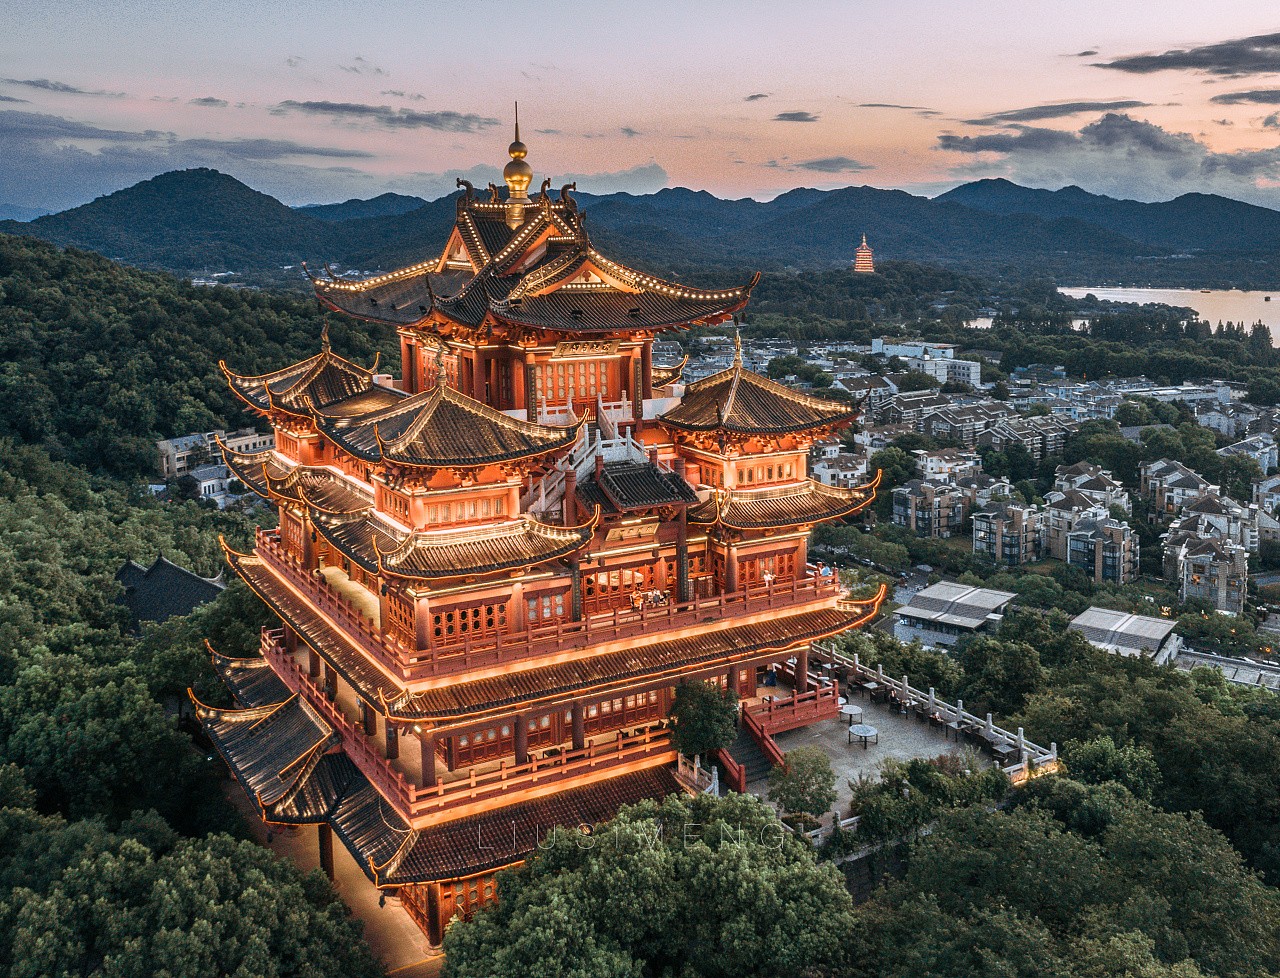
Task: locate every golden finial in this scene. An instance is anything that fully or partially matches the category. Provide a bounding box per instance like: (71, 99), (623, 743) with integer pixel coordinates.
(320, 319), (331, 352)
(503, 101), (533, 207)
(732, 321), (743, 367)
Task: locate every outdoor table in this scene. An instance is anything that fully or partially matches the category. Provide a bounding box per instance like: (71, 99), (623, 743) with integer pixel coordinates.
(837, 696), (847, 707)
(861, 681), (880, 698)
(839, 703), (863, 723)
(848, 723), (879, 749)
(992, 743), (1017, 761)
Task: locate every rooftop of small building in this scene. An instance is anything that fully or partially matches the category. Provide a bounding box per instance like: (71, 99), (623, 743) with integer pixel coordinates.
(1069, 606), (1177, 654)
(897, 582), (1016, 629)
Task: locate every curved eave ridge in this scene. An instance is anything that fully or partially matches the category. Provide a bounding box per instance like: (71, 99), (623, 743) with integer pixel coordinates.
(190, 690), (338, 808)
(208, 640), (291, 709)
(313, 266), (475, 327)
(221, 347), (383, 418)
(374, 512), (598, 582)
(217, 438), (292, 498)
(651, 356), (688, 388)
(691, 472), (881, 530)
(317, 384), (585, 469)
(660, 365), (857, 435)
(269, 466), (374, 515)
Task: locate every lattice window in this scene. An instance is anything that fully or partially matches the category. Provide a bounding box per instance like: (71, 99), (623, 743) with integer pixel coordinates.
(432, 600), (508, 639)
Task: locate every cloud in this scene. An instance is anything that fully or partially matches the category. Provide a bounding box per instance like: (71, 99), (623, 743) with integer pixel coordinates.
(275, 100), (498, 132)
(285, 56), (304, 68)
(791, 156), (873, 173)
(176, 138), (374, 160)
(555, 162), (668, 195)
(381, 90), (425, 101)
(936, 111), (1280, 206)
(535, 128), (562, 135)
(744, 93), (769, 101)
(773, 110), (819, 123)
(2, 77), (122, 97)
(338, 56), (386, 77)
(858, 102), (928, 110)
(1210, 89), (1280, 105)
(965, 100), (1150, 125)
(189, 97), (228, 108)
(1267, 113), (1280, 129)
(1073, 50), (1098, 57)
(0, 110), (166, 142)
(620, 127), (641, 138)
(0, 95), (28, 104)
(1096, 31), (1280, 76)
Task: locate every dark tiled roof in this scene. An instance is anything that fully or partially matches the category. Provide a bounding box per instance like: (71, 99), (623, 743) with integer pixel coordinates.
(315, 383), (582, 468)
(266, 466), (373, 514)
(651, 358), (687, 388)
(315, 270), (470, 326)
(391, 604), (861, 721)
(210, 646), (290, 708)
(311, 508), (595, 581)
(193, 693), (338, 808)
(493, 287), (748, 334)
(661, 363), (856, 436)
(221, 342), (398, 418)
(577, 461), (698, 513)
(226, 549), (400, 704)
(219, 442), (291, 498)
(380, 766), (684, 884)
(116, 555), (225, 628)
(689, 474), (879, 530)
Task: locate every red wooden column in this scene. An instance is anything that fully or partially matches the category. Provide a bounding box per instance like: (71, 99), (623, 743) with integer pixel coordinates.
(514, 712), (530, 766)
(795, 645), (810, 694)
(318, 823), (335, 880)
(571, 702), (586, 750)
(419, 732), (437, 788)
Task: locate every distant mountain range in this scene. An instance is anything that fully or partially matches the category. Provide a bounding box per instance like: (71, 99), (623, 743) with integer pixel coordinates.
(4, 168), (1280, 288)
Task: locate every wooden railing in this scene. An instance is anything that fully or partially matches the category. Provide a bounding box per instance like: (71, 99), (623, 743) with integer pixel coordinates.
(741, 706), (787, 769)
(262, 628), (677, 821)
(745, 683), (840, 736)
(714, 747), (747, 794)
(255, 528), (839, 682)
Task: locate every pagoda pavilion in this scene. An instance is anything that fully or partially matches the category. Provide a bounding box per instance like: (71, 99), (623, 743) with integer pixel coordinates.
(854, 233), (875, 273)
(196, 123), (883, 946)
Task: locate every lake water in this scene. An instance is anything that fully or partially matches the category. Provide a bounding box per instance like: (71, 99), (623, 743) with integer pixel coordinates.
(1059, 287), (1280, 332)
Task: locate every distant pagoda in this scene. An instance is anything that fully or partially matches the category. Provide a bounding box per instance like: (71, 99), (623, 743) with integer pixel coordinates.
(853, 233), (875, 273)
(196, 120), (883, 948)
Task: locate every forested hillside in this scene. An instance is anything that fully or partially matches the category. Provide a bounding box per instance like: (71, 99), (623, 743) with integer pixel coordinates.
(0, 235), (388, 975)
(0, 232), (393, 478)
(11, 168), (1280, 288)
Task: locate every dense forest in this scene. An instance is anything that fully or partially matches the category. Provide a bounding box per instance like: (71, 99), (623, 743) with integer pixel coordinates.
(0, 234), (387, 974)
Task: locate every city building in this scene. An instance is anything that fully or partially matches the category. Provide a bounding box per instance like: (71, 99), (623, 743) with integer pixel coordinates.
(1217, 434), (1278, 475)
(879, 389), (951, 426)
(1043, 489), (1105, 561)
(906, 355), (981, 388)
(194, 132), (885, 947)
(1053, 461), (1131, 513)
(1010, 364), (1067, 386)
(919, 402), (1018, 447)
(1068, 607), (1181, 659)
(1141, 459), (1219, 518)
(157, 426), (273, 479)
(892, 479), (967, 538)
(894, 582), (1016, 648)
(853, 233), (875, 273)
(871, 338), (957, 361)
(972, 501), (1043, 566)
(914, 448), (981, 481)
(1066, 516), (1139, 584)
(1163, 492), (1260, 565)
(978, 414), (1079, 461)
(1176, 537), (1248, 615)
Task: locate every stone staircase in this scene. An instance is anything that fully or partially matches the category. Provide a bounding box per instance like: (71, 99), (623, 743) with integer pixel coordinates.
(728, 725), (774, 784)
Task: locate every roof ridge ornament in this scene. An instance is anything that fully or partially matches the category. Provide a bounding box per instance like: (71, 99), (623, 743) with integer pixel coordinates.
(320, 319), (331, 353)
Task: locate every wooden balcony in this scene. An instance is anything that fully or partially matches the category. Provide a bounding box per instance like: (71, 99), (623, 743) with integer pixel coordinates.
(745, 683), (840, 736)
(261, 628), (677, 826)
(254, 528), (841, 684)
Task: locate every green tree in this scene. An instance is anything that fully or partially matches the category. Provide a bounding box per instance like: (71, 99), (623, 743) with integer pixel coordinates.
(768, 746), (837, 825)
(443, 792), (855, 978)
(1062, 735), (1162, 801)
(668, 679), (737, 758)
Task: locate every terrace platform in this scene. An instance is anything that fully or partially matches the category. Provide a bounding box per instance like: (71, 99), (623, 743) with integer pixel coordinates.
(746, 695), (976, 811)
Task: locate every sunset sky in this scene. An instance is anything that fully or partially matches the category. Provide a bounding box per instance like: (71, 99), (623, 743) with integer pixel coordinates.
(3, 1), (1280, 215)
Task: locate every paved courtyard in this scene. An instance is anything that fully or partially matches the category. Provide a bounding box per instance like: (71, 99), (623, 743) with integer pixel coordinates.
(747, 696), (981, 812)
